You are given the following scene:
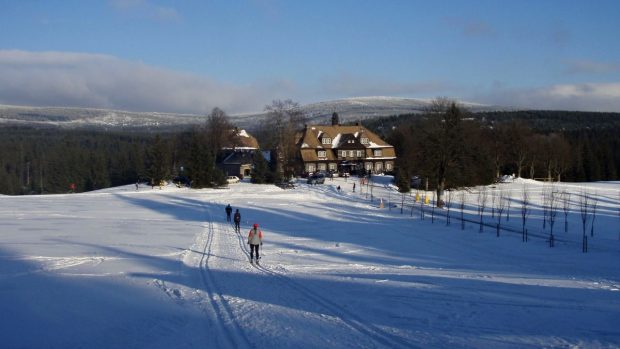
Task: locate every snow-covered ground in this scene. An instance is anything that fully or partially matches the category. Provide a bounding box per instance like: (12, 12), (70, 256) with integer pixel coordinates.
(1, 176), (619, 348)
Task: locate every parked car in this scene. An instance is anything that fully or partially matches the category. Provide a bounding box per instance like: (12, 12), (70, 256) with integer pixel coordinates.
(226, 176), (240, 184)
(307, 173), (326, 184)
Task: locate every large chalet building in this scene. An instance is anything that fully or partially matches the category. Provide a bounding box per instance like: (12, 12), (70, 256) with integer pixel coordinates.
(296, 115), (396, 175)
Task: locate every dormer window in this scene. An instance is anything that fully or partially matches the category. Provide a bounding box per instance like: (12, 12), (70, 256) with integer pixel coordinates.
(361, 137), (369, 144)
(317, 150), (327, 158)
(322, 137), (332, 145)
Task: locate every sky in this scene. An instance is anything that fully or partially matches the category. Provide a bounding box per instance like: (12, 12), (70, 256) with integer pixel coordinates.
(1, 0), (620, 114)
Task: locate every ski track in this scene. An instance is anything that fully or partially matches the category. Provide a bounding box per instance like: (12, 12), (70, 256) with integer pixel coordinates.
(197, 206), (253, 348)
(226, 219), (413, 349)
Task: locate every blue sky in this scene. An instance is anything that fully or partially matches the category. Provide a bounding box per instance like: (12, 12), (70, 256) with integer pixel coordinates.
(1, 0), (620, 113)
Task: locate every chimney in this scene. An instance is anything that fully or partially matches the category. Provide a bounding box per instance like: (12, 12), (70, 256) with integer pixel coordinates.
(331, 112), (340, 126)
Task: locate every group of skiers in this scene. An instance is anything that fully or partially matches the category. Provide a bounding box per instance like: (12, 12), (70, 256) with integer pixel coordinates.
(225, 204), (263, 262)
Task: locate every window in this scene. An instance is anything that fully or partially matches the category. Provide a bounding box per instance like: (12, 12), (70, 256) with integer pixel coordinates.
(361, 137), (369, 144)
(348, 150), (354, 157)
(317, 150), (326, 158)
(386, 162), (393, 171)
(339, 150), (346, 157)
(365, 163), (373, 171)
(373, 149), (382, 157)
(356, 150), (363, 157)
(307, 164), (315, 173)
(318, 163), (326, 171)
(375, 162), (383, 171)
(328, 163), (337, 171)
(322, 137), (331, 145)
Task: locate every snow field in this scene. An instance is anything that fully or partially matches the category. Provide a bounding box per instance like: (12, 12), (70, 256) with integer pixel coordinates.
(0, 177), (619, 348)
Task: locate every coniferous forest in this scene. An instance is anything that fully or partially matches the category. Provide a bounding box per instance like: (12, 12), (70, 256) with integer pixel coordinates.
(0, 108), (619, 195)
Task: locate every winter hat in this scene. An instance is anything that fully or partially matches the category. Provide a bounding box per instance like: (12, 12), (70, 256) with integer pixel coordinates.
(253, 223), (259, 228)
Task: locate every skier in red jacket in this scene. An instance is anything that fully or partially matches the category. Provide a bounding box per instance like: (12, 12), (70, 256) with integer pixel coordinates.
(247, 223), (263, 263)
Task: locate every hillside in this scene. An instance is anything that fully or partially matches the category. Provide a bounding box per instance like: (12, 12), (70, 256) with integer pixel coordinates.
(0, 97), (506, 131)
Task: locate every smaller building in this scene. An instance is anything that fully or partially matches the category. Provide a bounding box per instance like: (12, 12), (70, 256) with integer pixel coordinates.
(219, 128), (260, 178)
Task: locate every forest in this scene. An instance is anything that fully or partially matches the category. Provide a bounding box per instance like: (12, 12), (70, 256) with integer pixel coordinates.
(0, 105), (619, 195)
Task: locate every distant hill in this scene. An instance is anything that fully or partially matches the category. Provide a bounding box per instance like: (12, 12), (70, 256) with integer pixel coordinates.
(0, 97), (508, 131)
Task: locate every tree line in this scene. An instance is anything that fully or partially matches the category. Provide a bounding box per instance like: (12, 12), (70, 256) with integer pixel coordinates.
(1, 99), (617, 196)
(0, 101), (305, 195)
(380, 99), (620, 204)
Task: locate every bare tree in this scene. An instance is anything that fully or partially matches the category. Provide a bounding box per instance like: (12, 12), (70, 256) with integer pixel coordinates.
(263, 99), (306, 179)
(477, 187), (488, 233)
(550, 135), (572, 182)
(547, 188), (558, 247)
(420, 191), (425, 220)
(580, 190), (590, 253)
(505, 121), (533, 178)
(562, 191), (571, 233)
(505, 192), (512, 222)
(491, 190), (496, 219)
(431, 191), (436, 223)
(590, 194), (598, 237)
(521, 185), (530, 242)
(419, 98), (467, 207)
(205, 107), (234, 158)
(460, 192), (466, 230)
(496, 190), (506, 237)
(542, 185), (549, 230)
(445, 190), (452, 226)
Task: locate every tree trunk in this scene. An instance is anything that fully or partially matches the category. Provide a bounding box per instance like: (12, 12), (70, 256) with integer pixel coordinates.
(436, 178), (445, 208)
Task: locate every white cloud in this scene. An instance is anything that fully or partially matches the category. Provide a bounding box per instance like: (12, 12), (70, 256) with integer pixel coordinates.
(0, 50), (290, 114)
(564, 59), (620, 75)
(472, 82), (620, 112)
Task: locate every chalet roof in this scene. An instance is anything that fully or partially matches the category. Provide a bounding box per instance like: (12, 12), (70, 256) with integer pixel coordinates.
(297, 124), (396, 163)
(297, 124), (392, 150)
(225, 128), (259, 149)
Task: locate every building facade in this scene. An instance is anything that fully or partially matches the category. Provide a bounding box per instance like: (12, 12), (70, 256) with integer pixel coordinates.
(296, 123), (396, 175)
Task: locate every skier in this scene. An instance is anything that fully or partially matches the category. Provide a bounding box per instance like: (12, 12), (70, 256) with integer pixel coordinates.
(233, 209), (241, 233)
(225, 204), (232, 222)
(353, 183), (356, 192)
(337, 185), (341, 192)
(247, 223), (263, 263)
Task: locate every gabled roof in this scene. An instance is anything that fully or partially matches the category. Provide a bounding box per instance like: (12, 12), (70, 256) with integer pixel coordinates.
(297, 124), (392, 150)
(225, 128), (259, 149)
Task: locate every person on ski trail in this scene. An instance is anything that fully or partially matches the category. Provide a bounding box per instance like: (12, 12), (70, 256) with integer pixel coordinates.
(247, 223), (263, 262)
(225, 204), (232, 222)
(233, 209), (241, 233)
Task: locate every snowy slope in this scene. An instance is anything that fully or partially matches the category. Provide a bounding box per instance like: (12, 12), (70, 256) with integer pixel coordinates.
(1, 178), (619, 348)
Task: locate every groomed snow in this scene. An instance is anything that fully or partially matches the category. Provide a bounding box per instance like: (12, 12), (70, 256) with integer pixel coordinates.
(1, 177), (619, 348)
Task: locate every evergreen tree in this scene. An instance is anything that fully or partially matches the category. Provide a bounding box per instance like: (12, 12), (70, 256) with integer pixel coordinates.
(251, 150), (269, 184)
(146, 134), (169, 186)
(395, 167), (411, 193)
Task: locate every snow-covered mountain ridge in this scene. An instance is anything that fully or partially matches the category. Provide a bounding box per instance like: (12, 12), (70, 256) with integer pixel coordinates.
(0, 97), (510, 131)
